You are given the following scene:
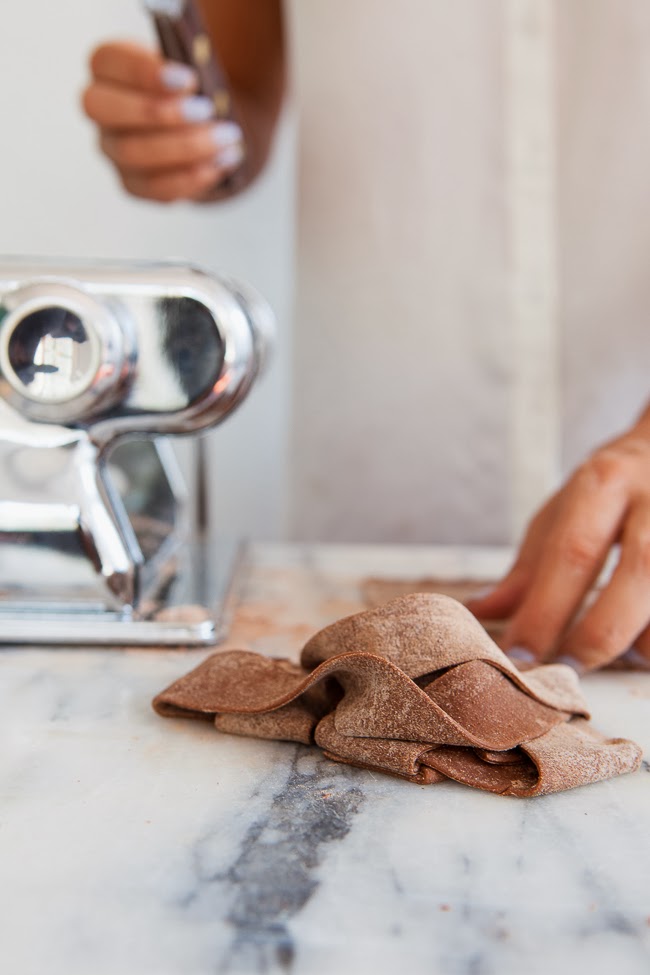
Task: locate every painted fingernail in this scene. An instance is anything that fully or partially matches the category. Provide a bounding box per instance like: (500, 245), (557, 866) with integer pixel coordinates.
(555, 654), (587, 676)
(161, 62), (197, 91)
(216, 142), (245, 169)
(505, 646), (537, 665)
(466, 585), (495, 603)
(621, 648), (650, 670)
(211, 121), (244, 149)
(180, 95), (214, 122)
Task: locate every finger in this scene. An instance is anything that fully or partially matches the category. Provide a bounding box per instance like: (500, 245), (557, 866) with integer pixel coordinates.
(556, 503), (650, 672)
(466, 496), (559, 621)
(501, 456), (629, 660)
(100, 121), (243, 173)
(83, 83), (215, 130)
(90, 41), (198, 94)
(464, 565), (527, 619)
(120, 160), (230, 203)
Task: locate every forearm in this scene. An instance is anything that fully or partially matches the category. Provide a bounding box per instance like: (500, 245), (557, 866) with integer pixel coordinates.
(197, 0), (287, 193)
(634, 399), (650, 435)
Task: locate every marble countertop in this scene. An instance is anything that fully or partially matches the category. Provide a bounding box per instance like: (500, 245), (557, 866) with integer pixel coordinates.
(2, 544), (649, 975)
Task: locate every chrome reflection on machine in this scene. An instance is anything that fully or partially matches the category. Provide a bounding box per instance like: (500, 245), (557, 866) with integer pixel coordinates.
(0, 258), (273, 645)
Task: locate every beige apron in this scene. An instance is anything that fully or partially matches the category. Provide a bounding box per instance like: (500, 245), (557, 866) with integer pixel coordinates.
(287, 0), (650, 544)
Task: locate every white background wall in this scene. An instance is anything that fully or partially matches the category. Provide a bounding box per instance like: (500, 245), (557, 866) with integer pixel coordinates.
(0, 0), (294, 540)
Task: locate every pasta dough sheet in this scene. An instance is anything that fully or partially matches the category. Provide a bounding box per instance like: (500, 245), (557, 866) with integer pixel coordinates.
(153, 594), (642, 796)
(362, 578), (508, 640)
(361, 578), (650, 670)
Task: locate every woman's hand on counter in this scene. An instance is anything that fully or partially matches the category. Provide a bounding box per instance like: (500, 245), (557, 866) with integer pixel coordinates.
(82, 41), (245, 202)
(467, 408), (650, 673)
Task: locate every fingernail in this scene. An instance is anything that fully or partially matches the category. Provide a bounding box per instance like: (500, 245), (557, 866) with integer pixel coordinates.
(180, 95), (214, 122)
(466, 585), (495, 603)
(555, 654), (587, 676)
(211, 121), (244, 149)
(216, 142), (245, 169)
(161, 62), (197, 91)
(505, 646), (537, 665)
(621, 648), (650, 670)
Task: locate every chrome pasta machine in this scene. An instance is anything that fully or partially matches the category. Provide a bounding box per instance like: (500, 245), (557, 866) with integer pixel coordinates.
(0, 258), (273, 645)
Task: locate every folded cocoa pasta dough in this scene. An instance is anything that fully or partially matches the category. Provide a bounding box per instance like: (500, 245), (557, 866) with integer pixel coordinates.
(153, 594), (642, 796)
(361, 578), (650, 671)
